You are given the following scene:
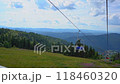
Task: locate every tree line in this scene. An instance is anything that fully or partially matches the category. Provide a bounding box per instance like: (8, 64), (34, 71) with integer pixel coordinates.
(0, 28), (102, 60)
(0, 28), (68, 50)
(52, 40), (102, 59)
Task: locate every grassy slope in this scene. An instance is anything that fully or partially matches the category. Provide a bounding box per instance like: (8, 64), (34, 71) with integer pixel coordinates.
(0, 48), (115, 68)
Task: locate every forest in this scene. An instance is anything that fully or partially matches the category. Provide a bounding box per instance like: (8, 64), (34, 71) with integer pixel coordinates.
(0, 28), (68, 50)
(0, 28), (120, 61)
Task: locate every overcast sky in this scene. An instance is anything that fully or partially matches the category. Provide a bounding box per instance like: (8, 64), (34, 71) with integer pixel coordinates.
(0, 0), (120, 32)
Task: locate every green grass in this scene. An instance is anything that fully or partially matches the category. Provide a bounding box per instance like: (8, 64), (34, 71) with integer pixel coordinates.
(0, 47), (117, 68)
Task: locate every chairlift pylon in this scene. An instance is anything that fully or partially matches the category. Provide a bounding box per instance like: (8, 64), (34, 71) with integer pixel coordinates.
(104, 0), (111, 60)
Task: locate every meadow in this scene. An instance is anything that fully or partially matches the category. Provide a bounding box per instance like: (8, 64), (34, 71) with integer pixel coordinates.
(0, 48), (118, 68)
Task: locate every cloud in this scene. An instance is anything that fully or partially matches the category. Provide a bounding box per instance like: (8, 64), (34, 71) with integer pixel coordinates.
(11, 2), (23, 8)
(90, 7), (105, 16)
(0, 0), (119, 31)
(109, 14), (120, 25)
(87, 0), (116, 16)
(51, 0), (76, 10)
(35, 0), (84, 10)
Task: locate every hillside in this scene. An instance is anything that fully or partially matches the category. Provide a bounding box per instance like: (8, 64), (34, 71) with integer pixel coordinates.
(0, 28), (68, 50)
(0, 48), (118, 68)
(65, 34), (120, 51)
(37, 32), (120, 51)
(31, 32), (120, 51)
(30, 31), (120, 52)
(6, 28), (120, 51)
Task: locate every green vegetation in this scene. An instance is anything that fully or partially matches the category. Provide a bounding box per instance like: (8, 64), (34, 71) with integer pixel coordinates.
(0, 47), (117, 68)
(0, 28), (120, 67)
(0, 28), (100, 60)
(0, 28), (68, 50)
(55, 40), (101, 60)
(111, 53), (120, 63)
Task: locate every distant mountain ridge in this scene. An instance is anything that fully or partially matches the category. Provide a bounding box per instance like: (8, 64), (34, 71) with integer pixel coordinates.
(65, 33), (120, 51)
(6, 27), (107, 35)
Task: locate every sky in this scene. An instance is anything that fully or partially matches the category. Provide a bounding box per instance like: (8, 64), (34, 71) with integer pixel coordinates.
(0, 0), (120, 32)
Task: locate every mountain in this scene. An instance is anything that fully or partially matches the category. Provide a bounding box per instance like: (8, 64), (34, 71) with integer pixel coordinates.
(8, 28), (120, 51)
(65, 33), (120, 51)
(0, 28), (102, 60)
(39, 32), (120, 51)
(0, 28), (68, 50)
(1, 28), (120, 51)
(37, 32), (120, 52)
(7, 28), (106, 35)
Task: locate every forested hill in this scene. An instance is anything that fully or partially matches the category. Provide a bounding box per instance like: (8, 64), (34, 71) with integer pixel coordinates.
(0, 28), (68, 50)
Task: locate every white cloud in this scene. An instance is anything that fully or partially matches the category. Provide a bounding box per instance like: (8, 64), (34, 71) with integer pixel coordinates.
(47, 0), (85, 10)
(87, 0), (116, 16)
(49, 0), (76, 10)
(0, 0), (87, 28)
(109, 14), (120, 25)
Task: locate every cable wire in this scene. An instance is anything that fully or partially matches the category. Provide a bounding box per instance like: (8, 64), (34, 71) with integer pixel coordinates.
(48, 0), (106, 52)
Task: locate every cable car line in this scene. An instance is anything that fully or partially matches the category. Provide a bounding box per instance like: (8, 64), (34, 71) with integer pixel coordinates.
(48, 0), (80, 31)
(48, 0), (106, 52)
